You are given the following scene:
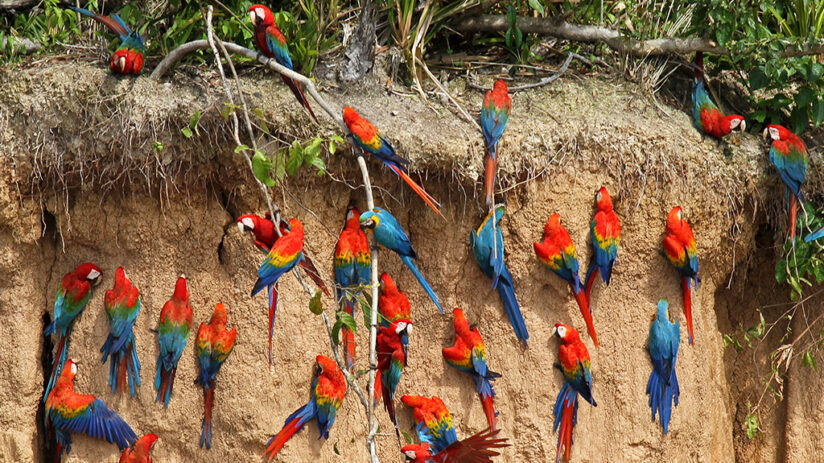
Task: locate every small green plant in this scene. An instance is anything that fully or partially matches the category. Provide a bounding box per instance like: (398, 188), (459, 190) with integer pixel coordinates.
(744, 408), (759, 439)
(775, 202), (824, 300)
(181, 111), (202, 139)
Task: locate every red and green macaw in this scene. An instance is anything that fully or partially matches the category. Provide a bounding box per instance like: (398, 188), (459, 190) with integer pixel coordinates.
(647, 299), (680, 434)
(552, 324), (597, 463)
(442, 308), (501, 430)
(333, 205), (372, 369)
(584, 187), (621, 307)
(343, 107), (442, 216)
(401, 427), (509, 463)
(45, 359), (137, 461)
(376, 320), (409, 441)
(470, 205), (528, 345)
(237, 212), (330, 296)
(250, 217), (305, 364)
(401, 395), (458, 454)
(65, 6), (144, 75)
(692, 52), (745, 139)
(264, 355), (346, 459)
(481, 80), (511, 207)
(101, 267), (142, 397)
(155, 275), (192, 408)
(44, 262), (102, 401)
(534, 214), (598, 347)
(195, 303), (237, 449)
(662, 206), (699, 345)
(764, 124), (809, 243)
(360, 208), (443, 312)
(379, 272), (412, 355)
(248, 4), (318, 122)
(119, 433), (158, 463)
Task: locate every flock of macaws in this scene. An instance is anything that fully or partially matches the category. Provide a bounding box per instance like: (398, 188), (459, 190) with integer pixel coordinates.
(42, 4), (816, 463)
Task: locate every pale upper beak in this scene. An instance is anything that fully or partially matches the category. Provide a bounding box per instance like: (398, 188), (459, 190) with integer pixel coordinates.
(762, 128), (769, 141)
(118, 56), (126, 72)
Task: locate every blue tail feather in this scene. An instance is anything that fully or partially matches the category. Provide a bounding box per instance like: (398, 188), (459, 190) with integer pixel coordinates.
(496, 274), (528, 345)
(400, 256), (442, 313)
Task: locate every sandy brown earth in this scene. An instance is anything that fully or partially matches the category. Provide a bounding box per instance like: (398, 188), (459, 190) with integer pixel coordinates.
(0, 60), (818, 462)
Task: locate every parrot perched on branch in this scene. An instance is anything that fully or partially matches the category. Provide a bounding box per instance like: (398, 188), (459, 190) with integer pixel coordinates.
(379, 272), (412, 349)
(442, 308), (501, 430)
(248, 4), (318, 122)
(119, 434), (158, 463)
(692, 52), (745, 139)
(250, 217), (305, 364)
(376, 320), (409, 441)
(195, 303), (237, 449)
(101, 267), (142, 397)
(662, 206), (699, 345)
(360, 208), (443, 313)
(763, 124), (809, 243)
(470, 205), (528, 345)
(64, 5), (145, 75)
(481, 80), (511, 207)
(155, 275), (192, 408)
(401, 427), (510, 463)
(534, 214), (598, 347)
(584, 187), (621, 307)
(264, 355), (346, 459)
(45, 360), (137, 462)
(44, 262), (102, 401)
(647, 299), (680, 434)
(333, 205), (371, 369)
(552, 324), (597, 463)
(343, 107), (442, 216)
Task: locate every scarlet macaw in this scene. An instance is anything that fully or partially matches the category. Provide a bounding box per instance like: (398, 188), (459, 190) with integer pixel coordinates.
(400, 395), (458, 453)
(692, 52), (745, 139)
(248, 4), (318, 122)
(119, 434), (158, 463)
(155, 275), (193, 408)
(379, 272), (412, 356)
(401, 427), (509, 463)
(481, 80), (511, 207)
(65, 6), (144, 75)
(101, 267), (142, 397)
(360, 208), (443, 312)
(343, 107), (442, 215)
(334, 205), (371, 368)
(647, 299), (680, 434)
(584, 187), (621, 307)
(552, 324), (597, 463)
(763, 124), (809, 243)
(534, 214), (598, 347)
(376, 321), (409, 440)
(44, 262), (102, 401)
(662, 206), (699, 345)
(195, 303), (237, 449)
(264, 356), (346, 459)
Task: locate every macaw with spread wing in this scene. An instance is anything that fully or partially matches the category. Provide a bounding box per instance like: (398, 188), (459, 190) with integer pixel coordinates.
(662, 206), (699, 345)
(101, 267), (142, 397)
(401, 427), (510, 463)
(470, 205), (528, 345)
(552, 324), (597, 463)
(481, 80), (511, 207)
(195, 303), (237, 449)
(64, 5), (144, 75)
(647, 299), (680, 434)
(334, 205), (371, 368)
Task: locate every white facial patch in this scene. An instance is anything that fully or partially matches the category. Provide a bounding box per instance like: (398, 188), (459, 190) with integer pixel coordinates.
(729, 119), (741, 130)
(769, 127), (780, 140)
(556, 325), (566, 338)
(395, 322), (409, 335)
(404, 450), (417, 458)
(677, 209), (682, 221)
(87, 269), (101, 280)
(596, 191), (602, 202)
(70, 362), (77, 375)
(405, 324), (412, 336)
(241, 217), (255, 230)
(254, 7), (265, 21)
(346, 209), (355, 221)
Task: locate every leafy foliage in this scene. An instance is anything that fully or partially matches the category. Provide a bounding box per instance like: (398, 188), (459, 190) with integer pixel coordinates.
(775, 202), (824, 301)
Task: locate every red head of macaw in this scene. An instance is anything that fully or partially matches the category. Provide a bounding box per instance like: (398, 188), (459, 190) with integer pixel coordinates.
(46, 359), (137, 461)
(264, 355), (346, 459)
(379, 272), (413, 358)
(343, 107), (442, 215)
(534, 214), (598, 347)
(119, 433), (158, 463)
(663, 206), (699, 345)
(401, 428), (509, 463)
(763, 124), (809, 243)
(237, 213), (278, 253)
(377, 325), (408, 440)
(44, 262), (102, 402)
(401, 395), (458, 453)
(442, 308), (500, 430)
(334, 205), (372, 368)
(552, 324), (596, 463)
(248, 4), (318, 121)
(584, 187), (621, 306)
(155, 275), (193, 408)
(65, 6), (144, 75)
(481, 80), (512, 207)
(691, 52), (745, 139)
(101, 267), (142, 397)
(195, 303), (237, 449)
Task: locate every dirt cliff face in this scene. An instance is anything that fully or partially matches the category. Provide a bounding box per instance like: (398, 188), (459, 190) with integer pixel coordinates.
(0, 62), (804, 462)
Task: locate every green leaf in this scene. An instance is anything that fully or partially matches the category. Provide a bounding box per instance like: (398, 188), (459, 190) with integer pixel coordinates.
(749, 68), (769, 91)
(181, 127), (193, 138)
(252, 108), (270, 135)
(813, 99), (824, 126)
(309, 290), (323, 315)
(750, 109), (767, 123)
(803, 351), (817, 370)
(790, 106), (809, 134)
(528, 0), (545, 15)
(506, 5), (517, 27)
(286, 141), (304, 176)
(234, 144), (250, 154)
(745, 413), (759, 439)
(505, 29), (513, 49)
(252, 150), (276, 187)
(796, 86), (816, 108)
(275, 152), (287, 183)
(221, 103), (237, 121)
(401, 430), (415, 445)
(331, 320), (342, 346)
(189, 111), (201, 135)
(807, 63), (824, 83)
(339, 311), (357, 333)
(515, 28), (523, 48)
(776, 259), (788, 284)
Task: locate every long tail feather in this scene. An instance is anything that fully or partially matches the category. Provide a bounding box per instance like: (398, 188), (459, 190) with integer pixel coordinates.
(805, 225), (824, 242)
(387, 164), (443, 217)
(299, 256), (330, 296)
(264, 402), (315, 459)
(200, 381), (215, 449)
(65, 6), (130, 37)
(455, 427), (510, 459)
(573, 287), (598, 348)
(400, 256), (443, 313)
(790, 194), (798, 244)
(343, 301), (356, 369)
(382, 384), (401, 441)
(553, 385), (578, 463)
(156, 363), (177, 408)
(44, 334), (68, 401)
(695, 51), (704, 79)
(481, 393), (497, 431)
(485, 148), (497, 207)
(116, 352), (127, 394)
(683, 277), (694, 345)
(496, 278), (527, 345)
(281, 75), (318, 123)
(268, 283), (279, 365)
(583, 264), (599, 308)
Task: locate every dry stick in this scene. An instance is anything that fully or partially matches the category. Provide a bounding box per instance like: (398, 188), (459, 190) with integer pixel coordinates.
(183, 23), (380, 461)
(469, 52), (575, 93)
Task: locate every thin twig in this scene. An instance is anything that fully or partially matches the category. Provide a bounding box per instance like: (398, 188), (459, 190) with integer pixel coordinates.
(470, 52), (575, 93)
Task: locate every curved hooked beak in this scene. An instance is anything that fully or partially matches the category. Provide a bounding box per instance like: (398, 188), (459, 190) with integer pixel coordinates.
(118, 56), (126, 73)
(249, 11), (259, 25)
(762, 127), (769, 141)
(738, 120), (746, 132)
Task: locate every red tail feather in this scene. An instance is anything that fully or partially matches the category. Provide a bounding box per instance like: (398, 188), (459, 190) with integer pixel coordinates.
(343, 325), (356, 369)
(388, 164), (443, 217)
(485, 150), (497, 207)
(299, 257), (330, 297)
(203, 382), (215, 436)
(281, 75), (318, 123)
(481, 394), (497, 431)
(790, 194), (798, 243)
(573, 288), (599, 348)
(683, 277), (694, 345)
(556, 400), (576, 463)
(50, 335), (68, 391)
(264, 416), (304, 459)
(584, 268), (599, 307)
(382, 385), (400, 439)
(269, 284), (279, 366)
(117, 353), (127, 394)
